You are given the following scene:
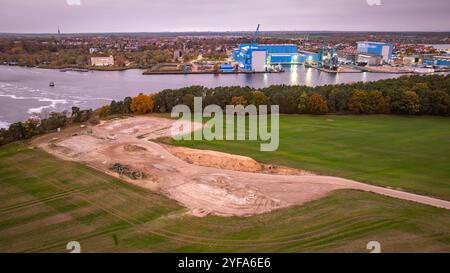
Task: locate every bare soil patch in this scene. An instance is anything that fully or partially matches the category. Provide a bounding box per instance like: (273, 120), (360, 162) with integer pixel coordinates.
(31, 116), (450, 216)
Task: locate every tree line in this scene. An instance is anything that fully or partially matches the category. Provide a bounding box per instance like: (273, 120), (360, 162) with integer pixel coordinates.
(151, 74), (450, 116)
(0, 94), (155, 146)
(1, 74), (449, 146)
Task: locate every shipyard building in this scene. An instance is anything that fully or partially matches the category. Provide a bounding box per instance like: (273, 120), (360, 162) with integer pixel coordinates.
(232, 44), (319, 72)
(423, 56), (450, 67)
(356, 41), (393, 65)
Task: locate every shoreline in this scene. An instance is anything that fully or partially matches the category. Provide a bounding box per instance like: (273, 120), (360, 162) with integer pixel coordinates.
(142, 70), (284, 75)
(4, 63), (449, 75)
(1, 63), (139, 72)
(39, 65), (138, 72)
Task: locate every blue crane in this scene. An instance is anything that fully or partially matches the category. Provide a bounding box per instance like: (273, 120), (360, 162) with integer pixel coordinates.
(245, 24), (261, 71)
(252, 24), (260, 46)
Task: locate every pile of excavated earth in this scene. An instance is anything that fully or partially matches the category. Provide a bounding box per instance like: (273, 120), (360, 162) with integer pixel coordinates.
(32, 116), (450, 217)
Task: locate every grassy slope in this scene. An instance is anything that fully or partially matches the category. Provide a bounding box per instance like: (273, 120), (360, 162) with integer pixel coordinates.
(174, 115), (450, 200)
(0, 143), (449, 252)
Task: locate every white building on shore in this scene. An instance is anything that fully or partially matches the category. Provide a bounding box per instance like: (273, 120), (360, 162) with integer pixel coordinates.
(90, 55), (114, 66)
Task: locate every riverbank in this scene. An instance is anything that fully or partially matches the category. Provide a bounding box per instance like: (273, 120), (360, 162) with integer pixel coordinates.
(2, 63), (140, 71)
(312, 64), (450, 75)
(359, 65), (450, 74)
(37, 64), (138, 71)
(142, 70), (284, 75)
(315, 66), (362, 74)
(5, 63), (449, 75)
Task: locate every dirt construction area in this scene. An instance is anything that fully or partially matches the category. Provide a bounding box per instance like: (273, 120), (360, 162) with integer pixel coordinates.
(32, 116), (450, 216)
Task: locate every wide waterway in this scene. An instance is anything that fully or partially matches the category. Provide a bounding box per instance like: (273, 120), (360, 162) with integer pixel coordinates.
(0, 64), (418, 127)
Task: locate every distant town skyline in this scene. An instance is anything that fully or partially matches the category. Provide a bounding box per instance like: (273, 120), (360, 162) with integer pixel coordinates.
(0, 0), (449, 33)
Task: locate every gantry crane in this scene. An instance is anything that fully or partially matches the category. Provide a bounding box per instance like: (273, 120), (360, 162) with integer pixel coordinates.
(252, 24), (260, 46)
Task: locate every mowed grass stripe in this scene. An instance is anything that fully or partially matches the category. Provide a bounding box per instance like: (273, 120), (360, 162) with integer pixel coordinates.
(0, 186), (102, 214)
(153, 217), (400, 247)
(7, 143), (226, 248)
(24, 223), (131, 253)
(0, 143), (183, 252)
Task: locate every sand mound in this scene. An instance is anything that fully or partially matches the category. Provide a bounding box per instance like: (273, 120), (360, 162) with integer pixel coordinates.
(167, 146), (264, 172)
(166, 146), (314, 175)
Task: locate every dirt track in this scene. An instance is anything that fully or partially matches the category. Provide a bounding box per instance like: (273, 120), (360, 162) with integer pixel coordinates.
(32, 116), (450, 216)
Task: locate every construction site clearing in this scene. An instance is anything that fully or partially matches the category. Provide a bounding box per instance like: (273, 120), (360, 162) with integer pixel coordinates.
(31, 116), (450, 217)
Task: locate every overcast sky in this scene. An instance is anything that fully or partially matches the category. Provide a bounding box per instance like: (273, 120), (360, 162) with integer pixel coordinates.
(0, 0), (449, 33)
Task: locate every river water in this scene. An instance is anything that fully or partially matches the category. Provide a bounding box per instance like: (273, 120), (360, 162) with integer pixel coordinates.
(0, 65), (407, 127)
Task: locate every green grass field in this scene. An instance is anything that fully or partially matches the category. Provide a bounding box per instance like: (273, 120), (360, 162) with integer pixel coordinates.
(174, 115), (450, 201)
(1, 142), (450, 252)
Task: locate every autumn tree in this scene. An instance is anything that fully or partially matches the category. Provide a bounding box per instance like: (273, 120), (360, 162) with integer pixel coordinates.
(250, 91), (268, 107)
(231, 96), (248, 106)
(347, 90), (369, 114)
(413, 82), (430, 92)
(131, 93), (154, 114)
(24, 117), (41, 138)
(399, 91), (421, 114)
(368, 90), (390, 114)
(97, 105), (110, 118)
(307, 93), (328, 114)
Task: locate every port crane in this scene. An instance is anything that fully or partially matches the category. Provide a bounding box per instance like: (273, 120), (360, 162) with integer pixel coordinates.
(245, 24), (261, 71)
(319, 45), (339, 70)
(252, 24), (260, 46)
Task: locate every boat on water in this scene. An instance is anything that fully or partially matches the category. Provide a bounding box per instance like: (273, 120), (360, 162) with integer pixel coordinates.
(49, 82), (55, 87)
